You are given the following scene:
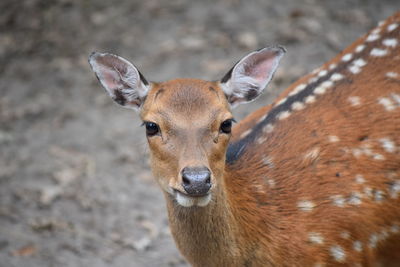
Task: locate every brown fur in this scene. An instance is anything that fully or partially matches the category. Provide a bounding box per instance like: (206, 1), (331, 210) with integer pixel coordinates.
(141, 14), (400, 267)
(140, 79), (232, 198)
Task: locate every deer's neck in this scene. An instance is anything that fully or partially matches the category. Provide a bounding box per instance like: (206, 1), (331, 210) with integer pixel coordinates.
(165, 180), (240, 266)
(165, 168), (281, 266)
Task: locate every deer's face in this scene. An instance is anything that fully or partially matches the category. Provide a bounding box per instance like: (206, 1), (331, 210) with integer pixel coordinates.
(88, 47), (284, 207)
(140, 80), (233, 207)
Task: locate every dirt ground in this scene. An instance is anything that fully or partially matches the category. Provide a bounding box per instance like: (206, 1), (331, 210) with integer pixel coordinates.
(0, 0), (398, 266)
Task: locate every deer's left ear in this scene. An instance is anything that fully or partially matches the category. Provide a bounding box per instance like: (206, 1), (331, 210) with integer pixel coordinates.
(220, 46), (285, 108)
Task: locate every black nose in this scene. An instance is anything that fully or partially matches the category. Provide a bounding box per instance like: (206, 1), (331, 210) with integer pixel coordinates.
(181, 166), (212, 196)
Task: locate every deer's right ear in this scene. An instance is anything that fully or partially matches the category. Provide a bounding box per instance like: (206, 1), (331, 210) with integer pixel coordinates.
(88, 52), (150, 111)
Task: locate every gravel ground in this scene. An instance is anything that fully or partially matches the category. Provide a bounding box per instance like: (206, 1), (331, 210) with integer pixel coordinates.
(0, 0), (398, 266)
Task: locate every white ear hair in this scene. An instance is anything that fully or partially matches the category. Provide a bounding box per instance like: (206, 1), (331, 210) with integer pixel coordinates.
(88, 52), (150, 111)
(220, 46), (285, 108)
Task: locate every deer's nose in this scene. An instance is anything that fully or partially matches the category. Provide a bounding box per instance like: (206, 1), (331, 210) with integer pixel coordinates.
(181, 166), (212, 196)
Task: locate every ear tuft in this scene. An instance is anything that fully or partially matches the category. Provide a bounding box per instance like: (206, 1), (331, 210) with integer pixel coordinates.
(88, 52), (150, 111)
(220, 46), (285, 108)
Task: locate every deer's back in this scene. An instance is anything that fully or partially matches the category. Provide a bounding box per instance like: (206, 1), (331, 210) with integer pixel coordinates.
(227, 12), (400, 266)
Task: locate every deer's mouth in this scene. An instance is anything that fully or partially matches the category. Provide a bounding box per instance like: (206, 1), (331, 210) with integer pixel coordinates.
(173, 189), (212, 207)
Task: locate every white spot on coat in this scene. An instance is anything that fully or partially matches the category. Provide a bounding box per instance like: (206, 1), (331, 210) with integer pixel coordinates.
(348, 96), (361, 106)
(340, 231), (350, 239)
(349, 65), (361, 74)
(292, 101), (305, 111)
(348, 192), (363, 205)
(352, 148), (363, 158)
(289, 83), (307, 96)
(353, 58), (367, 67)
(304, 147), (320, 161)
(372, 153), (385, 161)
(328, 135), (339, 143)
(329, 63), (337, 70)
(379, 137), (396, 153)
(369, 234), (378, 248)
(330, 73), (344, 81)
(277, 110), (291, 120)
(348, 58), (367, 74)
(314, 86), (327, 95)
(364, 187), (373, 198)
(266, 178), (275, 188)
(355, 174), (366, 184)
(342, 53), (353, 62)
(321, 80), (334, 88)
(331, 195), (346, 207)
(366, 33), (380, 42)
(355, 45), (365, 53)
(372, 28), (381, 34)
(298, 200), (316, 211)
(370, 48), (388, 57)
(378, 97), (395, 111)
(256, 136), (267, 144)
(387, 23), (399, 32)
(360, 143), (373, 156)
(353, 241), (363, 252)
(262, 156), (274, 168)
(318, 70), (328, 77)
(382, 38), (398, 47)
(262, 124), (274, 133)
(309, 76), (318, 83)
(386, 72), (399, 79)
(305, 95), (316, 104)
(374, 190), (385, 202)
(309, 232), (324, 244)
(330, 245), (346, 262)
(253, 183), (266, 194)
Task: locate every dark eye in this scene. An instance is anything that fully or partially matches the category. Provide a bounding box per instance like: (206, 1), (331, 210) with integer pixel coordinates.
(220, 119), (233, 134)
(144, 122), (160, 136)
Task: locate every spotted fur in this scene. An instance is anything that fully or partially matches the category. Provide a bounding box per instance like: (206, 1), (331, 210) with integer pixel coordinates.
(225, 12), (400, 266)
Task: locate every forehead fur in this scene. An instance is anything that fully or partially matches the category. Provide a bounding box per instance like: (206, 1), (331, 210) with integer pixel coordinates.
(142, 79), (228, 116)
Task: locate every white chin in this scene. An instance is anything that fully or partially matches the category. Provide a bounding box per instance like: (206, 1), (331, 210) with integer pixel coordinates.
(175, 192), (212, 207)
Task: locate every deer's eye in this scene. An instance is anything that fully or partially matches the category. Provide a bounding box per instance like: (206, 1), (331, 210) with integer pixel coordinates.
(144, 122), (160, 136)
(220, 119), (233, 134)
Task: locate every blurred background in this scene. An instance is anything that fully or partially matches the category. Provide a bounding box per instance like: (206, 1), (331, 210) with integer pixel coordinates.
(0, 0), (398, 266)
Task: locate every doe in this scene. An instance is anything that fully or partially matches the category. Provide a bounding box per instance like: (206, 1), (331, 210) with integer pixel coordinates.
(89, 12), (400, 267)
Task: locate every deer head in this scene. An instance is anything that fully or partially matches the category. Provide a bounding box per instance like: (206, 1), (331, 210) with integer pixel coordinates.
(88, 47), (285, 207)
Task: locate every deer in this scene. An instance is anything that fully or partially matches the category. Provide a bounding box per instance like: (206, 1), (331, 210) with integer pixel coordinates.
(89, 12), (400, 267)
